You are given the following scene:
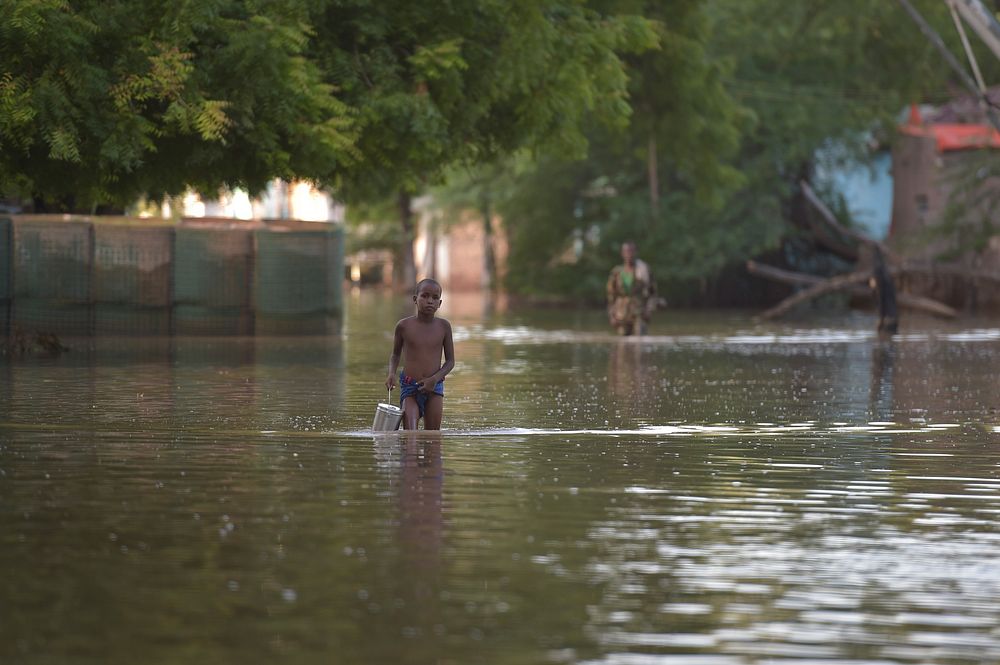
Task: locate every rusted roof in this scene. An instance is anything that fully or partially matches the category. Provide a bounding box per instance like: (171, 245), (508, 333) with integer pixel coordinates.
(900, 104), (1000, 151)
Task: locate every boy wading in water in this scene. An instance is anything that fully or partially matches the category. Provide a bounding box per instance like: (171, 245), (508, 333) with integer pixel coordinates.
(385, 279), (455, 430)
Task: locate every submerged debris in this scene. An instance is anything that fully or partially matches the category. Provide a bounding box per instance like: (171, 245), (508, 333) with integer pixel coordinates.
(1, 327), (69, 357)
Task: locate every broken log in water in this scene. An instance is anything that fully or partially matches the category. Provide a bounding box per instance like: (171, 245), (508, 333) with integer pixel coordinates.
(746, 261), (959, 319)
(752, 182), (989, 320)
(755, 269), (873, 320)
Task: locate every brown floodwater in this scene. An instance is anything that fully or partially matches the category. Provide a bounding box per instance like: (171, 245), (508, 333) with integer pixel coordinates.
(2, 289), (1000, 664)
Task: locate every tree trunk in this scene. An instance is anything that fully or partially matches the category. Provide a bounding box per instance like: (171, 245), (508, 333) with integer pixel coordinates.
(872, 246), (898, 334)
(647, 132), (660, 220)
(799, 180), (894, 261)
(481, 191), (497, 290)
(398, 190), (417, 290)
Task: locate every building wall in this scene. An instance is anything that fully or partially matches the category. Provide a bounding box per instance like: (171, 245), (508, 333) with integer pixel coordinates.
(890, 133), (1000, 312)
(890, 133), (943, 258)
(442, 214), (507, 292)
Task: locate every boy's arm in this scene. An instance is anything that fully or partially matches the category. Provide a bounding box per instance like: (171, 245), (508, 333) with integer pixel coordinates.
(385, 322), (404, 390)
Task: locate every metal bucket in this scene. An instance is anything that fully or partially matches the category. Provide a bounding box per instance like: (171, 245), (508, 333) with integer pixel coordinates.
(372, 402), (403, 431)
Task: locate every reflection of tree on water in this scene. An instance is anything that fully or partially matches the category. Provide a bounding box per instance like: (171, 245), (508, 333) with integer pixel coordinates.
(868, 341), (895, 421)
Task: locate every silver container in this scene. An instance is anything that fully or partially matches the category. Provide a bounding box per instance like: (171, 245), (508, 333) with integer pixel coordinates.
(372, 402), (403, 431)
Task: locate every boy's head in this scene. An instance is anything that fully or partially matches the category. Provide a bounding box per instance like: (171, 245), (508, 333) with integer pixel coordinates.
(413, 278), (443, 315)
(414, 278), (442, 296)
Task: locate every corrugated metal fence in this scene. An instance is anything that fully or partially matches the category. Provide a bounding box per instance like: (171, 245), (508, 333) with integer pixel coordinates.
(0, 216), (344, 336)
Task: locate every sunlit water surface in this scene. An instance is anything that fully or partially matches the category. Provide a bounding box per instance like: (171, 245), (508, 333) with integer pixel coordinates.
(2, 290), (1000, 664)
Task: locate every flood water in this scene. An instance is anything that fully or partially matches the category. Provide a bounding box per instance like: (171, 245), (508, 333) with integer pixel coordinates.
(3, 289), (1000, 664)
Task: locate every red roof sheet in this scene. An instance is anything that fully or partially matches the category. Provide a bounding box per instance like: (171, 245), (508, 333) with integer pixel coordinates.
(901, 122), (1000, 152)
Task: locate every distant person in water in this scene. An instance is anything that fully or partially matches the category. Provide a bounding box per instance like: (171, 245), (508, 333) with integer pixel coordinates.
(606, 240), (658, 336)
(385, 278), (456, 430)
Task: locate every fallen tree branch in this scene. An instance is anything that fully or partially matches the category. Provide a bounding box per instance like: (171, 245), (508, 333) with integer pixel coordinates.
(746, 260), (821, 287)
(747, 261), (959, 319)
(757, 270), (873, 320)
(799, 180), (896, 262)
(798, 187), (859, 261)
(894, 291), (959, 318)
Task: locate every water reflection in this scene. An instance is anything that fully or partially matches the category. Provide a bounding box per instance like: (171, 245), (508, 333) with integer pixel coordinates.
(3, 297), (1000, 664)
(869, 340), (896, 421)
(373, 433), (445, 572)
(0, 336), (346, 432)
(575, 432), (1000, 664)
(608, 340), (641, 402)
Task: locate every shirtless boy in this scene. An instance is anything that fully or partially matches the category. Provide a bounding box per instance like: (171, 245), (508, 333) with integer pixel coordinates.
(385, 278), (455, 430)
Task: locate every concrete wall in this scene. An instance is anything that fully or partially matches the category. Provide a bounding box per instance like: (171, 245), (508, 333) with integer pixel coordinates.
(890, 133), (943, 258)
(890, 134), (1000, 313)
(0, 216), (344, 336)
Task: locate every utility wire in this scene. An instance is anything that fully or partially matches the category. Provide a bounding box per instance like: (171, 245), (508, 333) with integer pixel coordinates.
(896, 0), (1000, 130)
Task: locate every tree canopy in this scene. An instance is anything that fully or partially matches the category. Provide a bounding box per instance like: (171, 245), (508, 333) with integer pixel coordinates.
(312, 0), (656, 284)
(3, 0), (994, 297)
(313, 0), (655, 200)
(492, 0), (1000, 302)
(0, 0), (355, 211)
(0, 0), (655, 215)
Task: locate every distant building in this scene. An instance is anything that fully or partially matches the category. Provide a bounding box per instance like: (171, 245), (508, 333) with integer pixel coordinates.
(890, 101), (1000, 263)
(341, 204), (507, 292)
(412, 201), (507, 293)
(890, 97), (1000, 311)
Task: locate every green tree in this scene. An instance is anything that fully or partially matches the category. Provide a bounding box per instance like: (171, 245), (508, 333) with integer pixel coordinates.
(496, 0), (995, 302)
(498, 0), (750, 300)
(706, 0), (1000, 275)
(0, 0), (354, 212)
(312, 0), (656, 287)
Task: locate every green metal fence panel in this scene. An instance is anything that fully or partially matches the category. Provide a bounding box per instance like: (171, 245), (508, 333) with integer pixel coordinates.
(326, 226), (344, 318)
(13, 220), (93, 302)
(94, 225), (173, 306)
(94, 305), (171, 335)
(12, 219), (94, 334)
(93, 224), (174, 335)
(173, 227), (253, 308)
(1, 217), (9, 336)
(172, 305), (253, 336)
(3, 218), (343, 337)
(14, 299), (95, 335)
(172, 227), (253, 335)
(254, 229), (333, 316)
(0, 217), (11, 302)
